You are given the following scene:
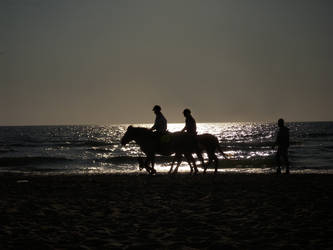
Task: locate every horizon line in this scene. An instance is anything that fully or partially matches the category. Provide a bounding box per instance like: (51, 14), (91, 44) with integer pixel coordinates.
(1, 120), (332, 127)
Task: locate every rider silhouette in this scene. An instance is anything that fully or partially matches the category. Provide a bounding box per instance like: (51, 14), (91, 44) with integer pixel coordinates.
(181, 108), (197, 136)
(150, 105), (169, 152)
(151, 105), (167, 134)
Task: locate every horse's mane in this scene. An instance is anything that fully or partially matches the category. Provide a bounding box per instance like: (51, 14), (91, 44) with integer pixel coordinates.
(131, 126), (153, 135)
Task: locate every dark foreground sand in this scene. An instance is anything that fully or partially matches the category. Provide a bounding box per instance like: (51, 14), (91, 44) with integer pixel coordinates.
(0, 173), (332, 250)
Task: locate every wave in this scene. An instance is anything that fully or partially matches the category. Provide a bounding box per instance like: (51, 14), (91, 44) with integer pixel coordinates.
(87, 148), (114, 153)
(0, 149), (17, 153)
(76, 141), (118, 147)
(94, 155), (174, 165)
(215, 157), (274, 168)
(92, 155), (276, 168)
(0, 157), (72, 167)
(223, 140), (303, 150)
(1, 143), (41, 148)
(306, 133), (333, 138)
(224, 141), (273, 149)
(0, 140), (119, 148)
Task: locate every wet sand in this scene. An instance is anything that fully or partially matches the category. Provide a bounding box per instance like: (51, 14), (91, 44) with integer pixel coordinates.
(0, 173), (332, 249)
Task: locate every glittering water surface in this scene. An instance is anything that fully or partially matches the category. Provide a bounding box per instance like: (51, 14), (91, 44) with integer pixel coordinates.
(0, 122), (332, 174)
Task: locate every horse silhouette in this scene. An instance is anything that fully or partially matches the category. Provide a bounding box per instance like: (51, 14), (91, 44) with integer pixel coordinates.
(168, 133), (228, 174)
(121, 126), (204, 174)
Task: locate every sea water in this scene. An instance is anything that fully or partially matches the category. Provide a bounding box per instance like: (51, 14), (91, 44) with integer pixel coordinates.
(0, 122), (332, 174)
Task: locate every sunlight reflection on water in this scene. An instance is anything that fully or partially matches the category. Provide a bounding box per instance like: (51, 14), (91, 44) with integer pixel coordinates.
(108, 123), (281, 174)
(1, 122), (332, 175)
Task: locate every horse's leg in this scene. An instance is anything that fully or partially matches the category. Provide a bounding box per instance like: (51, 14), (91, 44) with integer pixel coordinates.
(143, 154), (156, 175)
(169, 155), (176, 174)
(204, 151), (214, 173)
(203, 153), (208, 173)
(212, 153), (219, 173)
(189, 158), (193, 173)
(184, 153), (193, 173)
(187, 153), (198, 174)
(217, 144), (228, 159)
(205, 156), (213, 173)
(138, 157), (145, 171)
(173, 153), (182, 174)
(142, 157), (153, 174)
(196, 150), (205, 172)
(150, 154), (156, 174)
(205, 151), (219, 173)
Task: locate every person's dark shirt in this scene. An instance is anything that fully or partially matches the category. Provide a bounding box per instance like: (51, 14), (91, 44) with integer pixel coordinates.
(276, 126), (289, 148)
(184, 115), (197, 135)
(151, 112), (167, 133)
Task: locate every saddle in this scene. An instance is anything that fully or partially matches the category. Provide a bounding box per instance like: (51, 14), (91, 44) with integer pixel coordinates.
(153, 131), (172, 155)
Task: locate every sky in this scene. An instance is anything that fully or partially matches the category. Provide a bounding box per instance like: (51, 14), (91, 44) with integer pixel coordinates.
(1, 0), (332, 125)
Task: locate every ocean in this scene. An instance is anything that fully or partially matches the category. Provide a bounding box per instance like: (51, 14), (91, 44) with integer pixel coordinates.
(0, 122), (332, 174)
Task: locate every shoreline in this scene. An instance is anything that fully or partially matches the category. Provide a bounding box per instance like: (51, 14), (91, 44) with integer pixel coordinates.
(1, 173), (332, 249)
(1, 167), (333, 176)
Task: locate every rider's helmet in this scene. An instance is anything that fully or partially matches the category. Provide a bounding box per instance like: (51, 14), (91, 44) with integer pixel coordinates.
(183, 108), (191, 115)
(153, 105), (161, 112)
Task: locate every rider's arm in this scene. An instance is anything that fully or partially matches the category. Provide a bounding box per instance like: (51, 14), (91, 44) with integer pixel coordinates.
(151, 117), (158, 131)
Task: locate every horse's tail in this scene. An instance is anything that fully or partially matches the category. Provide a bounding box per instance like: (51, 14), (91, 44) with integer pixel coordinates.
(216, 141), (228, 159)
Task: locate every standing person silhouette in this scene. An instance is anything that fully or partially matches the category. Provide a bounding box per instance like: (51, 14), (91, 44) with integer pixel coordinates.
(181, 108), (197, 136)
(272, 118), (290, 174)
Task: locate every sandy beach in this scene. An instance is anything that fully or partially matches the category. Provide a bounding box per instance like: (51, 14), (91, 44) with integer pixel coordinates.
(0, 173), (332, 249)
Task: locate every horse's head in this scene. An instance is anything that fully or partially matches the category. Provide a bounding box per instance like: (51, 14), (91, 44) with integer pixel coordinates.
(121, 125), (135, 146)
